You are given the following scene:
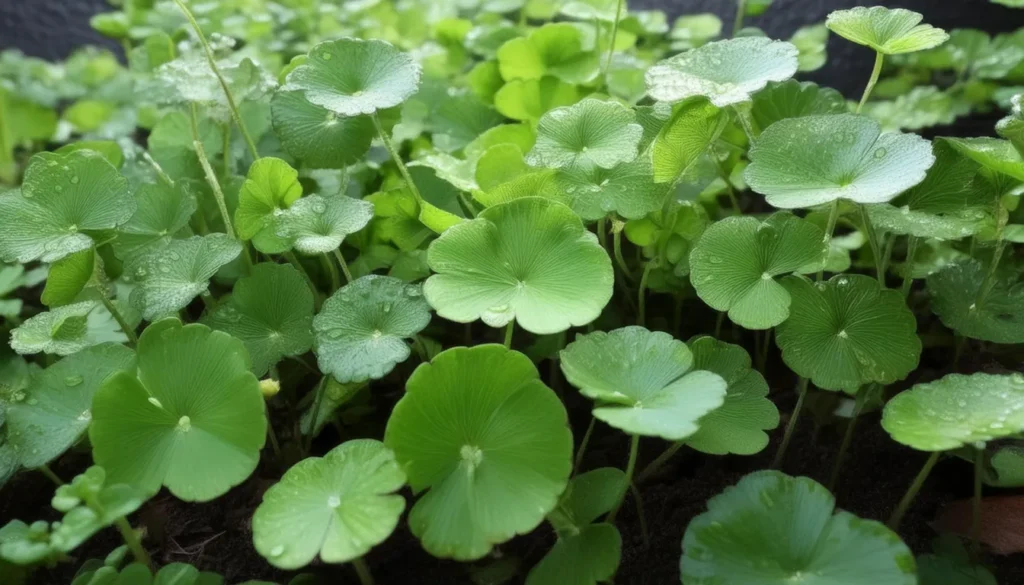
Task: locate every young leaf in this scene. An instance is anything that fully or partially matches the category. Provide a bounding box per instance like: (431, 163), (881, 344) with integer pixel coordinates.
(252, 439), (405, 569)
(6, 343), (134, 469)
(745, 114), (935, 209)
(645, 37), (799, 106)
(0, 151), (133, 263)
(685, 337), (779, 456)
(496, 23), (600, 85)
(423, 197), (613, 334)
(882, 372), (1024, 451)
(493, 77), (582, 124)
(112, 182), (197, 261)
(927, 259), (1024, 344)
(270, 90), (375, 169)
(560, 327), (727, 440)
(49, 466), (149, 554)
(90, 320), (266, 501)
(943, 136), (1024, 182)
(10, 301), (128, 356)
(553, 157), (668, 221)
(282, 38), (422, 117)
(776, 274), (922, 393)
(682, 471), (916, 585)
(384, 345), (573, 560)
(312, 275), (431, 384)
(826, 7), (949, 55)
(41, 248), (106, 308)
(690, 212), (825, 330)
(203, 263), (314, 377)
(235, 157), (303, 254)
(651, 97), (727, 184)
(276, 194), (374, 256)
(749, 80), (847, 130)
(791, 23), (830, 72)
(526, 99), (643, 170)
(125, 234), (242, 321)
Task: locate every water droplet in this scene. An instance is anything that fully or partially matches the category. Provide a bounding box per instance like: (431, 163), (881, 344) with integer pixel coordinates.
(312, 202), (326, 214)
(55, 185), (63, 193)
(70, 176), (80, 185)
(177, 415), (192, 431)
(148, 397), (163, 409)
(64, 375), (84, 387)
(321, 52), (333, 61)
(874, 147), (887, 159)
(327, 495), (341, 508)
(27, 398), (38, 406)
(328, 330), (345, 339)
(270, 545), (285, 557)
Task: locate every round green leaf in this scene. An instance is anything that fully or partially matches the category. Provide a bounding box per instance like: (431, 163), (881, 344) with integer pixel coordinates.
(0, 151), (133, 263)
(526, 99), (643, 170)
(526, 524), (620, 585)
(651, 97), (727, 184)
(645, 37), (799, 107)
(685, 337), (779, 456)
(384, 345), (572, 560)
(554, 157), (668, 221)
(927, 258), (1024, 344)
(112, 182), (197, 261)
(496, 23), (600, 85)
(203, 263), (314, 377)
(277, 194), (374, 256)
(559, 327), (726, 440)
(282, 38), (421, 117)
(10, 301), (128, 356)
(943, 137), (1024, 182)
(312, 275), (431, 384)
(494, 78), (582, 125)
(6, 343), (135, 469)
(690, 212), (825, 330)
(749, 80), (847, 131)
(252, 439), (406, 569)
(125, 234), (242, 321)
(745, 114), (936, 209)
(826, 7), (949, 55)
(270, 90), (374, 169)
(423, 197), (613, 334)
(882, 372), (1024, 451)
(776, 274), (922, 393)
(90, 320), (266, 501)
(681, 470), (916, 585)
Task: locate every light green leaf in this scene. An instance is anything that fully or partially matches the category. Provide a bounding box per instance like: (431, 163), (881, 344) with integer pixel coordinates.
(277, 195), (374, 256)
(944, 136), (1024, 182)
(252, 439), (405, 569)
(745, 114), (935, 208)
(882, 372), (1024, 451)
(148, 56), (274, 123)
(669, 14), (723, 51)
(0, 151), (133, 263)
(776, 274), (922, 393)
(826, 7), (949, 55)
(646, 37), (799, 107)
(424, 197), (613, 334)
(864, 86), (961, 133)
(41, 248), (107, 308)
(147, 111), (222, 181)
(271, 90), (375, 169)
(554, 157), (668, 221)
(282, 38), (421, 117)
(313, 275), (431, 384)
(791, 24), (829, 72)
(49, 466), (149, 554)
(112, 182), (197, 261)
(682, 470), (916, 585)
(203, 263), (314, 377)
(526, 99), (643, 170)
(10, 301), (128, 356)
(235, 157), (303, 254)
(384, 345), (572, 560)
(526, 524), (620, 585)
(749, 80), (847, 131)
(652, 98), (727, 184)
(560, 0), (622, 22)
(90, 320), (266, 501)
(55, 141), (124, 169)
(494, 78), (581, 124)
(497, 24), (600, 85)
(690, 213), (824, 329)
(560, 327), (726, 440)
(927, 258), (1024, 343)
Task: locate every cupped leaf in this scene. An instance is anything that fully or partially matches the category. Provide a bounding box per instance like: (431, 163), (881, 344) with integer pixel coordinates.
(235, 157), (303, 254)
(943, 137), (1024, 182)
(651, 97), (727, 184)
(526, 99), (643, 170)
(745, 114), (935, 209)
(560, 327), (726, 440)
(423, 197), (613, 334)
(10, 301), (128, 356)
(776, 274), (922, 393)
(312, 275), (431, 384)
(496, 23), (600, 85)
(882, 372), (1024, 451)
(41, 248), (107, 308)
(685, 337), (779, 456)
(276, 194), (374, 256)
(125, 234), (241, 321)
(282, 38), (421, 117)
(270, 90), (374, 169)
(750, 80), (847, 130)
(90, 320), (266, 501)
(384, 345), (573, 560)
(927, 258), (1024, 344)
(203, 263), (314, 377)
(554, 157), (668, 221)
(681, 470), (916, 585)
(6, 344), (134, 469)
(690, 213), (825, 329)
(112, 182), (197, 261)
(826, 7), (949, 55)
(252, 439), (406, 569)
(494, 77), (582, 125)
(645, 37), (799, 107)
(0, 150), (133, 263)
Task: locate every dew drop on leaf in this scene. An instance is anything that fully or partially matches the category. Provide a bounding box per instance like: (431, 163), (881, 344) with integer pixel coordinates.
(64, 375), (84, 387)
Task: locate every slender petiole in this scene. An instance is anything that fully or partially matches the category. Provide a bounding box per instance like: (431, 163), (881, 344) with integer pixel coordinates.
(607, 434), (640, 523)
(888, 451), (941, 530)
(771, 377), (810, 470)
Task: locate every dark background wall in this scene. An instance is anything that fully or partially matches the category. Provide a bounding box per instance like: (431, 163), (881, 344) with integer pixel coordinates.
(2, 0), (1024, 96)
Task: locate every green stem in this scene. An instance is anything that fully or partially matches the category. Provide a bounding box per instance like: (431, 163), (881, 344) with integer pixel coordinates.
(503, 321), (514, 349)
(714, 311), (725, 339)
(860, 204), (886, 286)
(972, 449), (984, 558)
(322, 254), (340, 292)
(733, 104), (759, 143)
(352, 558), (375, 585)
(638, 261), (655, 327)
(976, 239), (1008, 307)
(827, 388), (868, 491)
(38, 464), (64, 486)
(285, 252), (320, 305)
(332, 249), (353, 284)
(190, 104), (238, 241)
(597, 217), (608, 249)
(713, 156), (741, 215)
(221, 123), (231, 173)
(629, 481), (650, 549)
(888, 451), (941, 529)
(612, 228), (634, 282)
(857, 52), (885, 113)
(901, 236), (920, 299)
(732, 0), (747, 36)
(173, 0), (259, 160)
(372, 113), (422, 202)
(600, 0), (625, 86)
(142, 152), (174, 186)
(607, 435), (640, 523)
(100, 295), (138, 346)
(115, 517), (152, 570)
(637, 441), (684, 484)
(757, 328), (772, 374)
(304, 377), (328, 455)
(817, 200), (840, 281)
(771, 377), (810, 470)
(880, 234), (895, 283)
(574, 416), (596, 475)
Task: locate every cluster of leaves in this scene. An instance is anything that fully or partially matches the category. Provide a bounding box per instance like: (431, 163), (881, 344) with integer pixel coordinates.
(1, 0), (1024, 584)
